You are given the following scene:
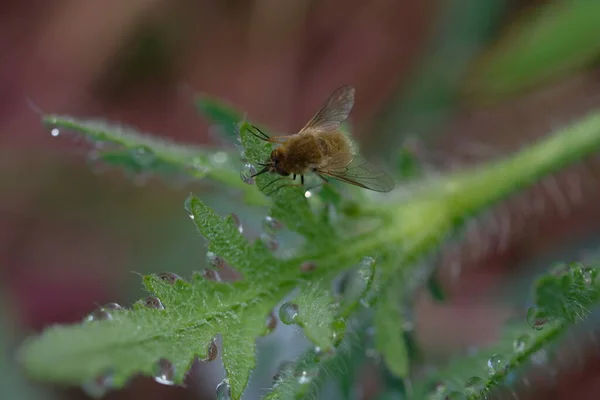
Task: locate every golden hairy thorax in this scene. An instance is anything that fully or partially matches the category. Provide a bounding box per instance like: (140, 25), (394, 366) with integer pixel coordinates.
(277, 130), (353, 175)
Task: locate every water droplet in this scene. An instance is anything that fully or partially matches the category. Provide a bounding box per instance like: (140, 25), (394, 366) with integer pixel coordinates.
(240, 163), (257, 184)
(550, 262), (569, 276)
(273, 361), (294, 386)
(304, 190), (313, 198)
(84, 308), (113, 322)
(260, 232), (279, 251)
(216, 379), (232, 400)
(204, 338), (218, 362)
(202, 268), (222, 282)
(278, 302), (299, 325)
(487, 354), (508, 375)
(153, 358), (175, 385)
(358, 256), (375, 285)
(157, 272), (181, 285)
(104, 302), (123, 310)
(295, 366), (318, 385)
(264, 311), (277, 335)
(300, 261), (317, 272)
(531, 349), (548, 365)
(331, 318), (346, 346)
(513, 334), (530, 354)
(206, 252), (225, 269)
(314, 346), (335, 361)
(211, 152), (229, 165)
(81, 370), (114, 398)
(184, 196), (194, 220)
(230, 213), (243, 234)
(464, 376), (485, 395)
(239, 149), (248, 162)
(144, 296), (164, 310)
(187, 158), (209, 176)
(579, 266), (595, 287)
(131, 146), (156, 167)
(527, 305), (547, 330)
(262, 215), (283, 235)
(50, 128), (60, 137)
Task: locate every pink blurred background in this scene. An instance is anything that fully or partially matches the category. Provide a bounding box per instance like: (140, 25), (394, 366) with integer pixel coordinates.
(3, 0), (600, 399)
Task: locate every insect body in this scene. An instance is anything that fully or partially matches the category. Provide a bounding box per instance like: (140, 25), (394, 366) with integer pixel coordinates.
(250, 85), (394, 193)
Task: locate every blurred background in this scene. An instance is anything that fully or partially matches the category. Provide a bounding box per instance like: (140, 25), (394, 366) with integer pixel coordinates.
(2, 0), (600, 399)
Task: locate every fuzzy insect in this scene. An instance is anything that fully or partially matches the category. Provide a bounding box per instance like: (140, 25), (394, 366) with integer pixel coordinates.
(250, 85), (394, 194)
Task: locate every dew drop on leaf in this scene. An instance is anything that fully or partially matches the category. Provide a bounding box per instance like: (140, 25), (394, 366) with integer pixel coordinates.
(314, 346), (335, 361)
(262, 215), (283, 235)
(549, 262), (569, 276)
(153, 358), (175, 386)
(582, 267), (595, 287)
(464, 376), (485, 395)
(272, 361), (294, 386)
(260, 232), (279, 251)
(216, 379), (232, 400)
(278, 302), (299, 325)
(157, 272), (181, 285)
(264, 311), (277, 335)
(184, 196), (194, 220)
(487, 354), (508, 375)
(81, 370), (114, 398)
(240, 163), (257, 185)
(526, 305), (547, 330)
(513, 334), (530, 354)
(331, 318), (346, 346)
(84, 308), (113, 322)
(531, 349), (548, 365)
(131, 146), (156, 167)
(206, 252), (225, 269)
(300, 261), (317, 272)
(239, 149), (248, 163)
(144, 296), (165, 310)
(202, 268), (222, 282)
(211, 151), (229, 165)
(295, 366), (318, 386)
(358, 256), (375, 284)
(50, 128), (60, 137)
(204, 338), (219, 362)
(230, 213), (243, 234)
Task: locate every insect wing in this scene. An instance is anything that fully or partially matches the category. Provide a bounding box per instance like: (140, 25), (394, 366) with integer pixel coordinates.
(299, 86), (355, 134)
(318, 154), (395, 192)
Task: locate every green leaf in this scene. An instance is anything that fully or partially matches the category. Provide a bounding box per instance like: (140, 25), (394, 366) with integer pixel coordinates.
(184, 196), (277, 279)
(43, 115), (265, 205)
(375, 279), (410, 378)
(18, 196), (295, 399)
(412, 263), (600, 400)
(20, 94), (600, 400)
(292, 280), (338, 351)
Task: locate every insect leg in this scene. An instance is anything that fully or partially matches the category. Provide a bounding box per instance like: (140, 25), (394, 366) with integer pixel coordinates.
(301, 175), (305, 185)
(249, 125), (270, 141)
(293, 174), (296, 180)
